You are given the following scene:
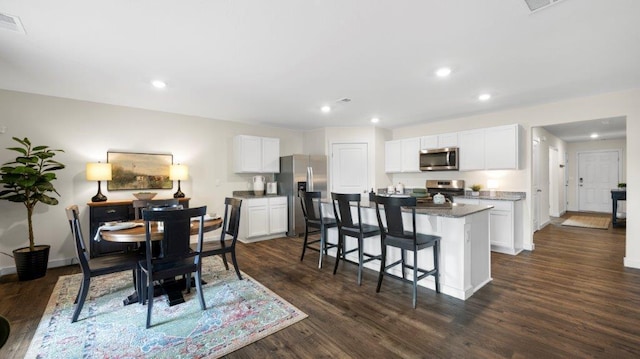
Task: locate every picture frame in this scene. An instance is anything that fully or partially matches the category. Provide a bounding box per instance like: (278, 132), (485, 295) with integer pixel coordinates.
(107, 151), (173, 191)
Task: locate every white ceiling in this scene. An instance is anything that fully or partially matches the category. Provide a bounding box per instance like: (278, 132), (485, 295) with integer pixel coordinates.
(0, 0), (639, 130)
(543, 116), (626, 142)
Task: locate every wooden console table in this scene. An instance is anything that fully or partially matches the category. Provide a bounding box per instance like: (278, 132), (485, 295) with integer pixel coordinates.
(611, 190), (626, 228)
(87, 198), (190, 257)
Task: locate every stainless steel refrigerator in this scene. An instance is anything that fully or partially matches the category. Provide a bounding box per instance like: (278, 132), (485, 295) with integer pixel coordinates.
(276, 154), (328, 237)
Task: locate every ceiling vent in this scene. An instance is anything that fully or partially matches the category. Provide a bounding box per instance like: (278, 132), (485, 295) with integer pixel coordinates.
(524, 0), (566, 13)
(0, 12), (26, 34)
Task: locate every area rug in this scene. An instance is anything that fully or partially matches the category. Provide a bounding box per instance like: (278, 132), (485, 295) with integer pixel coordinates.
(25, 257), (307, 358)
(561, 215), (611, 230)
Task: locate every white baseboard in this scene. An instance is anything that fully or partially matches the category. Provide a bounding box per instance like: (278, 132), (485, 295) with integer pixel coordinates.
(0, 257), (76, 276)
(624, 257), (640, 269)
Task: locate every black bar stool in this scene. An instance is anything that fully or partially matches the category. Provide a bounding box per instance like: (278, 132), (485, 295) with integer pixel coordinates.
(373, 195), (441, 308)
(331, 192), (381, 285)
(299, 190), (338, 268)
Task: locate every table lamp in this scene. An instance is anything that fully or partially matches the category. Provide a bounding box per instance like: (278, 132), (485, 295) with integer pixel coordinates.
(86, 162), (112, 202)
(170, 164), (188, 198)
(487, 179), (499, 198)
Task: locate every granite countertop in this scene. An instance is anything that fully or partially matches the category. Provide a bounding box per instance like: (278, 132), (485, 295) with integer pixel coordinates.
(324, 199), (492, 218)
(232, 190), (285, 199)
(454, 195), (523, 201)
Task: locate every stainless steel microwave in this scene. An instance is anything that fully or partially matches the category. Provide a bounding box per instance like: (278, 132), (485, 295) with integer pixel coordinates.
(419, 147), (459, 171)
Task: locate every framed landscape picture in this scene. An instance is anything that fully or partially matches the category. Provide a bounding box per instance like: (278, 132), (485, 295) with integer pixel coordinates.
(107, 152), (173, 191)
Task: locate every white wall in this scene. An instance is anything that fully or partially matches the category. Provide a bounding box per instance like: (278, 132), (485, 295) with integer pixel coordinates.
(388, 88), (640, 268)
(0, 89), (304, 274)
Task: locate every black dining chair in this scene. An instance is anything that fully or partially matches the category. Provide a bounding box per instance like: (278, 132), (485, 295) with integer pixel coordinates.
(299, 190), (338, 268)
(65, 205), (140, 323)
(331, 192), (381, 285)
(192, 197), (243, 280)
(133, 198), (180, 220)
(373, 195), (441, 308)
(139, 206), (207, 328)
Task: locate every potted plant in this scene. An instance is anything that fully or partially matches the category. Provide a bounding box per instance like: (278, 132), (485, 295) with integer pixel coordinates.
(470, 184), (482, 196)
(0, 137), (65, 281)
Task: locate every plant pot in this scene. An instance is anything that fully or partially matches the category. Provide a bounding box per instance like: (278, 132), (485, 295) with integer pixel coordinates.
(471, 191), (480, 197)
(12, 245), (50, 281)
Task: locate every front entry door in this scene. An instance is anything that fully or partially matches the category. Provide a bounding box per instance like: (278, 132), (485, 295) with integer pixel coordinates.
(578, 150), (620, 213)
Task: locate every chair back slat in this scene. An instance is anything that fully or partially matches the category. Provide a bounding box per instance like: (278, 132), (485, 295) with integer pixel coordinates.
(332, 192), (360, 228)
(142, 206), (206, 261)
(222, 197), (242, 239)
(133, 199), (180, 219)
(299, 190), (323, 221)
(374, 196), (416, 239)
(65, 205), (91, 273)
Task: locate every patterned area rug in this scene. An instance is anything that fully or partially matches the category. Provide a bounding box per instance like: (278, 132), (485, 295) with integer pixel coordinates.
(561, 215), (611, 230)
(25, 257), (307, 358)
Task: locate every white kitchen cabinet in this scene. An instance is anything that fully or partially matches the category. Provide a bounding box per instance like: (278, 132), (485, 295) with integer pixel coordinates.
(385, 137), (420, 173)
(453, 197), (523, 255)
(233, 135), (280, 173)
(421, 132), (458, 150)
(484, 124), (522, 170)
(458, 124), (522, 171)
(458, 129), (485, 171)
(384, 140), (402, 173)
(239, 196), (287, 242)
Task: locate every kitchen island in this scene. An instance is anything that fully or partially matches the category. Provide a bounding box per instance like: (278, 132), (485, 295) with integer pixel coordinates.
(321, 200), (492, 301)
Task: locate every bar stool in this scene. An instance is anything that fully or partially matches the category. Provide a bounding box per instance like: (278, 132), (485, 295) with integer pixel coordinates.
(299, 190), (338, 268)
(331, 192), (381, 285)
(373, 195), (441, 308)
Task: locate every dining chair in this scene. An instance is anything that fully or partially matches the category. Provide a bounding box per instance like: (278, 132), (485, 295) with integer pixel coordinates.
(299, 190), (338, 269)
(133, 198), (180, 219)
(139, 205), (207, 328)
(373, 195), (441, 308)
(192, 197), (243, 280)
(65, 205), (140, 323)
(331, 192), (381, 285)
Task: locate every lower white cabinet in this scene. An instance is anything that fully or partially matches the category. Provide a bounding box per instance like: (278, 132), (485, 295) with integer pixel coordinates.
(239, 196), (287, 242)
(454, 197), (523, 255)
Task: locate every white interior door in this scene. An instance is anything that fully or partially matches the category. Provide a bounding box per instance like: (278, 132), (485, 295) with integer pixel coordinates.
(549, 147), (560, 217)
(578, 150), (620, 212)
(331, 143), (368, 194)
(532, 138), (541, 231)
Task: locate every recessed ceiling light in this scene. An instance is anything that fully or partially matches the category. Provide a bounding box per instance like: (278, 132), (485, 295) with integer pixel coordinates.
(371, 117), (380, 123)
(151, 80), (166, 89)
(478, 93), (491, 101)
(321, 105), (331, 113)
(590, 133), (599, 139)
(435, 67), (452, 77)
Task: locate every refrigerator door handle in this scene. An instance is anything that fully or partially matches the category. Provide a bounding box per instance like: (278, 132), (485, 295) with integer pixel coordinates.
(307, 166), (314, 191)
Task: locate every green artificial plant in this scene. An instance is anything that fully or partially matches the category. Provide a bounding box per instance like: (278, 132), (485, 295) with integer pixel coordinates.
(0, 137), (65, 251)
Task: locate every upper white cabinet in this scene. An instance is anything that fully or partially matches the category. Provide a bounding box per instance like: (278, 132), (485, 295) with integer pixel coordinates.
(384, 140), (402, 173)
(421, 132), (458, 150)
(234, 135), (280, 173)
(458, 129), (485, 171)
(459, 124), (522, 171)
(484, 125), (522, 170)
(385, 137), (420, 173)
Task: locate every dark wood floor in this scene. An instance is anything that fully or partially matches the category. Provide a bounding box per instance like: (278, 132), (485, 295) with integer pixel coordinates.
(1, 212), (638, 358)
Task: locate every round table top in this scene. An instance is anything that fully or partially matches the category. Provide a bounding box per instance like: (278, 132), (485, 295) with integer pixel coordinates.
(100, 218), (223, 243)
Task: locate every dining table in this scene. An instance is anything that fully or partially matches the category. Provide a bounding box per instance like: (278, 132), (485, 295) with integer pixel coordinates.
(98, 217), (223, 306)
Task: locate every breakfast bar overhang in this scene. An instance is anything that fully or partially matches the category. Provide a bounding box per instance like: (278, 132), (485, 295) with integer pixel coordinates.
(322, 201), (493, 300)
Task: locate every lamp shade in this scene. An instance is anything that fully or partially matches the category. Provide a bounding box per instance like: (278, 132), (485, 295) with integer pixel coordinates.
(86, 162), (112, 181)
(170, 164), (189, 181)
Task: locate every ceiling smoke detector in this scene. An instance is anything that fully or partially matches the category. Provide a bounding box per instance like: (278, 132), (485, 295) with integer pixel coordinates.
(524, 0), (567, 13)
(0, 12), (26, 34)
